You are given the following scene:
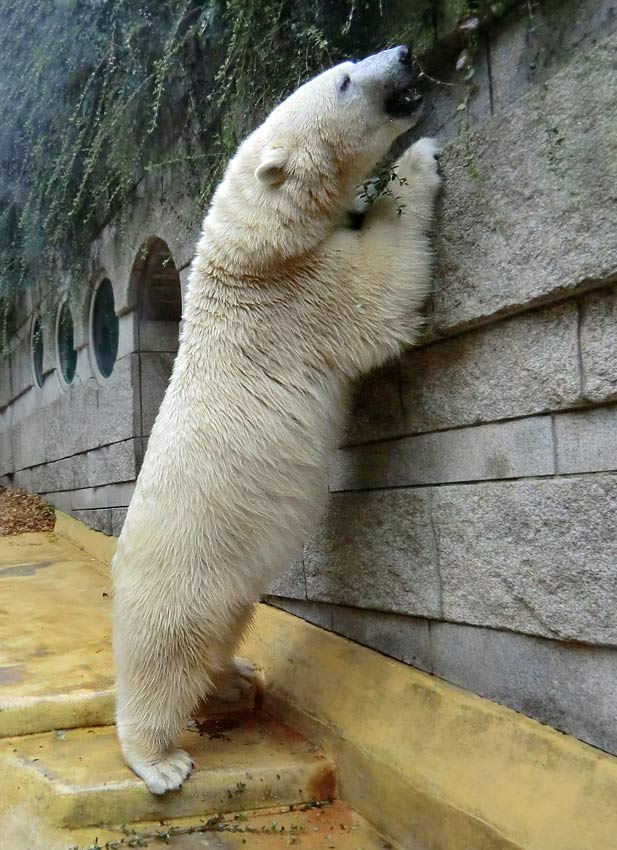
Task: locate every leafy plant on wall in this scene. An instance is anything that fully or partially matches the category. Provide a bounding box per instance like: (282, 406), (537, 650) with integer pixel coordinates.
(0, 0), (508, 350)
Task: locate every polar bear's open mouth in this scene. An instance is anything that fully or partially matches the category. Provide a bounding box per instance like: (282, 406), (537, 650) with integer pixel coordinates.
(385, 87), (423, 118)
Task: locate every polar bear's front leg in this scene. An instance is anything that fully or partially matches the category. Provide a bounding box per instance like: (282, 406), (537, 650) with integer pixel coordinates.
(115, 655), (197, 795)
(112, 607), (214, 794)
(320, 138), (441, 375)
(113, 593), (254, 794)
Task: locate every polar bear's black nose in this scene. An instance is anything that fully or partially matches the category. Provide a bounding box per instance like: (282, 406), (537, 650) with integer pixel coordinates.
(397, 45), (412, 65)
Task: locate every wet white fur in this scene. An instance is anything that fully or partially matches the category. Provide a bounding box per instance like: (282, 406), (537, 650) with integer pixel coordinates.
(112, 53), (441, 794)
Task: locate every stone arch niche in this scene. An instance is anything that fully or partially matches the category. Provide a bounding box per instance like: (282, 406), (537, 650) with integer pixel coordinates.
(130, 237), (182, 438)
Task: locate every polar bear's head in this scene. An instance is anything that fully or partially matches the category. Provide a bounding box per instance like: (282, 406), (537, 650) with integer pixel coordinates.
(202, 47), (426, 270)
(252, 45), (423, 191)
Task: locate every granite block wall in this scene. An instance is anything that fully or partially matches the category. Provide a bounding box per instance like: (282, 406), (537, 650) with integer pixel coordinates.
(1, 0), (616, 757)
(270, 0), (617, 756)
(0, 178), (199, 529)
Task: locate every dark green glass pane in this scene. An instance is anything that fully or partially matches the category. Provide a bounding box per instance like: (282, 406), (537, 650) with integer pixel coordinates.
(92, 278), (118, 378)
(58, 302), (76, 385)
(32, 317), (44, 388)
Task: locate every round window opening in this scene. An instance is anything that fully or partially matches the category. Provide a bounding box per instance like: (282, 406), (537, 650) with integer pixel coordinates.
(31, 317), (44, 388)
(57, 301), (77, 386)
(91, 278), (118, 378)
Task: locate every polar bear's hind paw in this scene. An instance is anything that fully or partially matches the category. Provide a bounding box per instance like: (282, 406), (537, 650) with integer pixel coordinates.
(131, 747), (194, 795)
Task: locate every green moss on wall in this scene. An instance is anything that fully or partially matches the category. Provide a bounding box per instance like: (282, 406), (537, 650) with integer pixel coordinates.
(0, 0), (517, 348)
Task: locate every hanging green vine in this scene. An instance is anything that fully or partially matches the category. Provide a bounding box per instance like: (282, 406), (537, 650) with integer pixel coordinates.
(0, 0), (512, 350)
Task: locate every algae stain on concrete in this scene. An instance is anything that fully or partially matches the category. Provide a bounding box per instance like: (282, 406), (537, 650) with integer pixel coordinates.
(0, 665), (25, 685)
(0, 561), (54, 577)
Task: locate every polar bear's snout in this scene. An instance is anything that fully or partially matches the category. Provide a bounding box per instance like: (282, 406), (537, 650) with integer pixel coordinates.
(348, 45), (423, 120)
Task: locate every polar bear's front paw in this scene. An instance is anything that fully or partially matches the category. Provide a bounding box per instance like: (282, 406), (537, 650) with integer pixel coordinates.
(129, 747), (194, 795)
(397, 137), (441, 184)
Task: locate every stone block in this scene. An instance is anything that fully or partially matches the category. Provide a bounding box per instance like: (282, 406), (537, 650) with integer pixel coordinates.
(487, 12), (537, 114)
(111, 507), (128, 537)
(179, 267), (191, 303)
(420, 32), (492, 142)
(555, 406), (617, 474)
(12, 467), (33, 492)
(72, 508), (113, 536)
(139, 319), (180, 354)
(71, 481), (135, 510)
(74, 345), (93, 382)
(430, 620), (617, 755)
(431, 32), (617, 334)
(343, 363), (405, 445)
(331, 415), (554, 491)
(580, 287), (617, 403)
(268, 554), (306, 599)
(29, 456), (75, 493)
(74, 439), (140, 490)
(59, 380), (100, 458)
(484, 2), (617, 115)
(268, 598), (334, 632)
(139, 351), (176, 436)
(0, 359), (11, 409)
(43, 399), (63, 464)
(0, 431), (12, 476)
(401, 302), (580, 433)
(40, 310), (56, 377)
(39, 381), (97, 463)
(331, 606), (432, 673)
(304, 490), (441, 618)
(488, 0), (617, 115)
(98, 353), (140, 445)
(13, 411), (46, 470)
(432, 474), (617, 644)
(269, 599), (433, 675)
(9, 341), (33, 401)
(43, 490), (73, 512)
(115, 312), (137, 361)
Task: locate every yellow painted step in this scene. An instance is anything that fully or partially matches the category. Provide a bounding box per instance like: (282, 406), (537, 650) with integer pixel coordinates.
(0, 532), (115, 736)
(3, 800), (389, 850)
(0, 531), (255, 738)
(0, 711), (335, 830)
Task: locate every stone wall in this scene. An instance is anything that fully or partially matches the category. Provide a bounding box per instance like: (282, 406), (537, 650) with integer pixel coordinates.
(270, 0), (617, 756)
(0, 175), (201, 532)
(1, 0), (616, 757)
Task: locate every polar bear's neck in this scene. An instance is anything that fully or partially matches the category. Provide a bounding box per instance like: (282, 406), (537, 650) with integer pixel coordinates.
(194, 145), (356, 283)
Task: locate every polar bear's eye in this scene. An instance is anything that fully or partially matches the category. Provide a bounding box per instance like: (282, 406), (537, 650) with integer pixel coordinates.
(339, 73), (351, 92)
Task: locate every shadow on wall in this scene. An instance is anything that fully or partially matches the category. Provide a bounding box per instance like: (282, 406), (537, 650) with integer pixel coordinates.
(129, 237), (182, 440)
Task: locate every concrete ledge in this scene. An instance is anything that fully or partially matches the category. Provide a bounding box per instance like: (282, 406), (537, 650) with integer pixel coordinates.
(50, 516), (617, 848)
(54, 509), (117, 565)
(242, 604), (617, 850)
(269, 597), (617, 755)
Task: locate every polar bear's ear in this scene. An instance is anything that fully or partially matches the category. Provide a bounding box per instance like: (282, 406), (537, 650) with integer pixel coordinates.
(255, 147), (288, 187)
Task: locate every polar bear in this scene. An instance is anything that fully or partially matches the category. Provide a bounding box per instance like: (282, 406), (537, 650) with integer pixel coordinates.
(112, 45), (441, 794)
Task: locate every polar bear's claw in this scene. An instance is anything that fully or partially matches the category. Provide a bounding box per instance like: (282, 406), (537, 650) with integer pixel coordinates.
(131, 747), (194, 795)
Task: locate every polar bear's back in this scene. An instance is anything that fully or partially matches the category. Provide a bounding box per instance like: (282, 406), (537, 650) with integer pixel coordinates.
(114, 281), (344, 599)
